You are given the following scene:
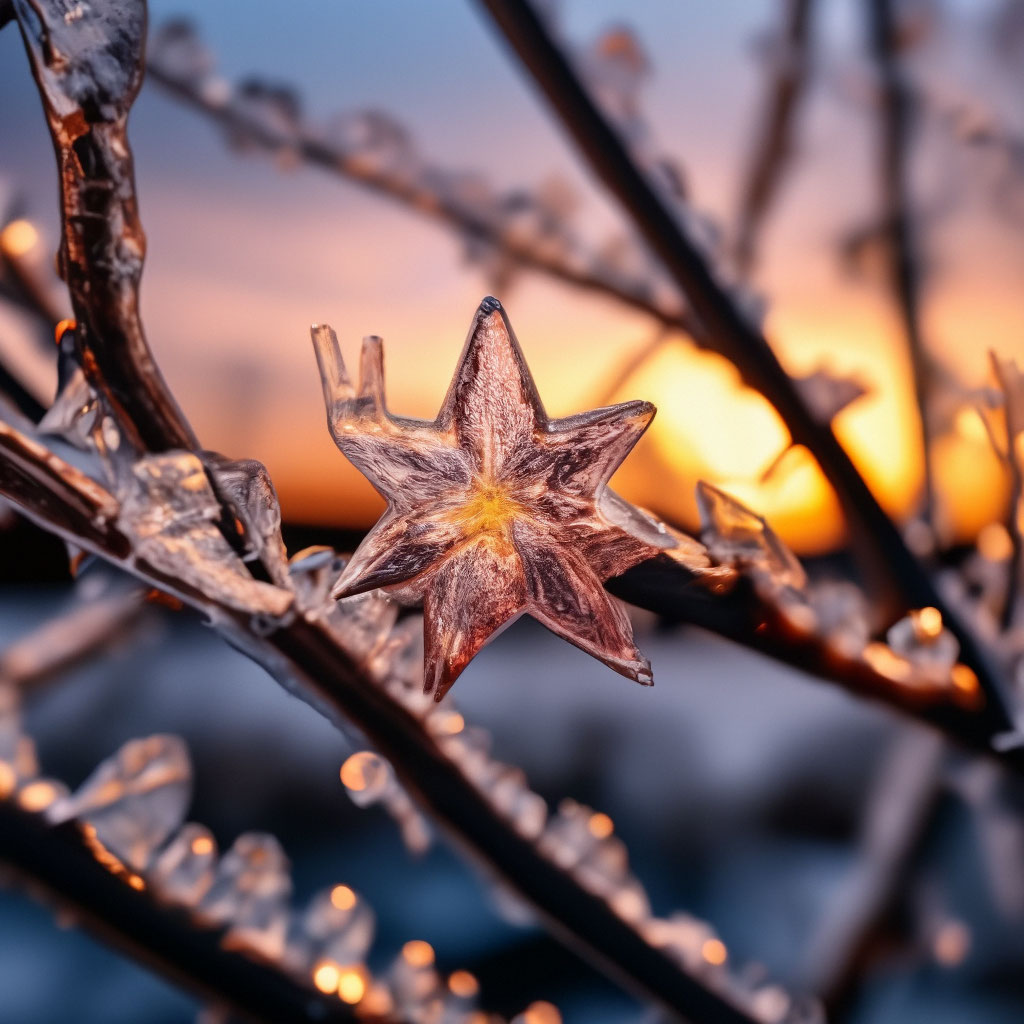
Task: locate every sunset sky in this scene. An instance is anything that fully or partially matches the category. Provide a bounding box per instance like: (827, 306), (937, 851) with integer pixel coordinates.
(1, 0), (1022, 553)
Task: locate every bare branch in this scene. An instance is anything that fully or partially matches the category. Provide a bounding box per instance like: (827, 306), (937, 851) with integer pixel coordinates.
(867, 0), (936, 528)
(0, 581), (150, 691)
(796, 726), (944, 1009)
(734, 0), (816, 276)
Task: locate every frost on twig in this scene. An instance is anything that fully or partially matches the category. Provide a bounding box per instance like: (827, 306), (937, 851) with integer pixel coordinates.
(695, 481), (983, 709)
(312, 295), (716, 699)
(147, 19), (697, 331)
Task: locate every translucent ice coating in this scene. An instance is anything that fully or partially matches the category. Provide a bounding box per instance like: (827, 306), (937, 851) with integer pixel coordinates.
(117, 451), (292, 616)
(312, 297), (707, 699)
(48, 735), (191, 870)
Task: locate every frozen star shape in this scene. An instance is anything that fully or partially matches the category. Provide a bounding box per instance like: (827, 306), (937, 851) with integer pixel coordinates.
(312, 297), (702, 700)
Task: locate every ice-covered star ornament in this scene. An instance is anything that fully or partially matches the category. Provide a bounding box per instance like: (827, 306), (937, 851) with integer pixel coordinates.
(312, 297), (708, 700)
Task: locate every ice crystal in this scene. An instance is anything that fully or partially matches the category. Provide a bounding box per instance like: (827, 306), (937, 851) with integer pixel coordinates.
(201, 832), (292, 960)
(697, 480), (807, 589)
(48, 735), (191, 871)
(149, 822), (218, 907)
(117, 451), (292, 617)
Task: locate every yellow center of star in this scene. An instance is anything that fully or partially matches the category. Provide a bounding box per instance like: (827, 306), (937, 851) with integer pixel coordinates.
(455, 481), (525, 539)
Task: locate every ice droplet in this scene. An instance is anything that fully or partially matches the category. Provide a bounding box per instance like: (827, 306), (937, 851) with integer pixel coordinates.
(201, 833), (293, 961)
(48, 735), (191, 870)
(150, 823), (218, 907)
(297, 886), (375, 969)
(887, 607), (959, 680)
(0, 686), (38, 797)
(149, 20), (216, 85)
(696, 481), (807, 590)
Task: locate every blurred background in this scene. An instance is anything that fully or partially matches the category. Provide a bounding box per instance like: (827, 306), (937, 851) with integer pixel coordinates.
(2, 0), (1024, 1021)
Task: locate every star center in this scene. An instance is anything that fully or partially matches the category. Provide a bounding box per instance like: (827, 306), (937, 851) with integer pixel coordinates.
(454, 480), (526, 540)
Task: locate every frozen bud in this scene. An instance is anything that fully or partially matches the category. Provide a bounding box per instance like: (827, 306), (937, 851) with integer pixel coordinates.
(332, 591), (399, 663)
(231, 80), (301, 148)
(328, 110), (415, 176)
(17, 777), (69, 814)
(368, 616), (424, 690)
(201, 833), (292, 959)
(288, 545), (344, 611)
(149, 20), (215, 83)
(581, 25), (649, 122)
(750, 985), (791, 1023)
(644, 913), (723, 972)
(390, 940), (444, 1012)
(886, 607), (959, 679)
(796, 369), (868, 425)
(340, 751), (394, 807)
(486, 765), (548, 839)
(539, 799), (599, 870)
(298, 886), (375, 969)
(150, 823), (217, 907)
(808, 581), (870, 654)
(696, 482), (807, 590)
(512, 1000), (563, 1024)
(48, 735), (191, 870)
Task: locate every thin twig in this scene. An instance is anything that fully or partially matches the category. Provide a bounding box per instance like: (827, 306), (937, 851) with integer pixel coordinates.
(796, 725), (945, 1012)
(472, 0), (1017, 737)
(867, 0), (936, 528)
(733, 0), (816, 276)
(990, 354), (1024, 629)
(0, 801), (377, 1024)
(145, 57), (703, 341)
(0, 583), (150, 692)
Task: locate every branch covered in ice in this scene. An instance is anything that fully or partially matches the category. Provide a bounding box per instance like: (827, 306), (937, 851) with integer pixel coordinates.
(473, 0), (1018, 738)
(12, 0), (196, 452)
